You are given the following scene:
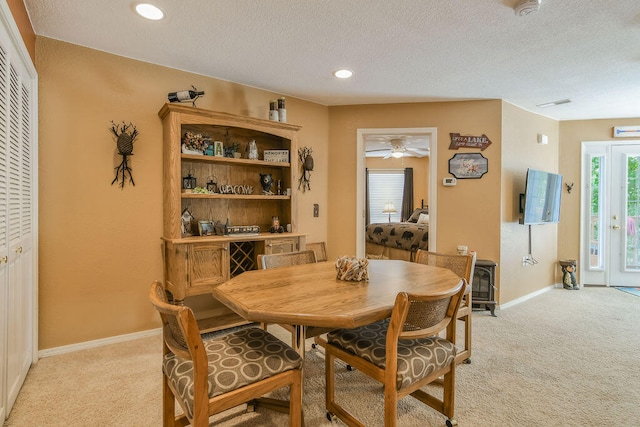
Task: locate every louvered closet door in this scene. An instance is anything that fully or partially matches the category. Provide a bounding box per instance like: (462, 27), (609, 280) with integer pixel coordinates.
(0, 41), (8, 422)
(0, 4), (37, 419)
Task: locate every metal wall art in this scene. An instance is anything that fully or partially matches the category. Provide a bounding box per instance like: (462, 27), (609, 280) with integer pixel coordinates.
(298, 146), (313, 192)
(448, 153), (488, 179)
(110, 121), (139, 188)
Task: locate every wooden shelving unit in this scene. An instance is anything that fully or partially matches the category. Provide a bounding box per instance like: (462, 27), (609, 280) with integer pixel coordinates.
(159, 104), (305, 332)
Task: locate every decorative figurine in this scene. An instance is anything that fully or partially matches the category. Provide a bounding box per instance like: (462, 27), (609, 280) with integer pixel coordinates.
(260, 173), (274, 195)
(109, 120), (139, 188)
(560, 260), (579, 290)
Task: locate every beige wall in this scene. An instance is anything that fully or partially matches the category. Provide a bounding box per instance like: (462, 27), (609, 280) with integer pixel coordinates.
(36, 37), (329, 349)
(558, 118), (640, 281)
(500, 102), (560, 303)
(29, 18), (640, 348)
(7, 0), (35, 63)
(366, 156), (429, 212)
(327, 101), (503, 288)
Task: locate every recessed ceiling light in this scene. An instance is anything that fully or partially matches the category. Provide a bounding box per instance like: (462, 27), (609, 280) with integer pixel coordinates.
(536, 99), (571, 108)
(135, 3), (165, 20)
(333, 69), (353, 79)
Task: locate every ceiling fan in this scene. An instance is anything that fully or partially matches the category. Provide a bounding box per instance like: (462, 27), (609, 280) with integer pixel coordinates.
(366, 137), (430, 159)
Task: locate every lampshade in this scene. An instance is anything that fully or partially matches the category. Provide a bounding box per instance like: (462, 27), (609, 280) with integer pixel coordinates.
(382, 202), (397, 213)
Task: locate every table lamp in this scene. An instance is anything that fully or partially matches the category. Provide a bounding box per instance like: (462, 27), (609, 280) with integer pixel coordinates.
(382, 202), (397, 222)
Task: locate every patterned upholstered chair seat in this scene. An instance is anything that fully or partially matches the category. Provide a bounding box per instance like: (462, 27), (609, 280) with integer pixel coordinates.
(327, 319), (457, 390)
(163, 327), (302, 420)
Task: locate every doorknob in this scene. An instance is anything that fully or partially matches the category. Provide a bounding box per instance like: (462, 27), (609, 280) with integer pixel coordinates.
(612, 225), (621, 230)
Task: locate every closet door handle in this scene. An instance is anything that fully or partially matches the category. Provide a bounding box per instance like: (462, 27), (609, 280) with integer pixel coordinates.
(15, 247), (23, 253)
(0, 256), (7, 263)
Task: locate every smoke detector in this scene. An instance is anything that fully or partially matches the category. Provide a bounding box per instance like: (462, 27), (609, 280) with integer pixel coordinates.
(514, 0), (541, 16)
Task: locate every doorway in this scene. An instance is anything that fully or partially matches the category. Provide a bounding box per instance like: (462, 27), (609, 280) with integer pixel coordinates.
(581, 142), (640, 286)
(355, 127), (438, 258)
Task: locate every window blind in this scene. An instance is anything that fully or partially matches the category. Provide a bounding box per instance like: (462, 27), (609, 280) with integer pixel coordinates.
(368, 169), (404, 223)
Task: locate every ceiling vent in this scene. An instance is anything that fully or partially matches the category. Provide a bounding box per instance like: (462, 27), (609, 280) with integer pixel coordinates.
(514, 0), (541, 16)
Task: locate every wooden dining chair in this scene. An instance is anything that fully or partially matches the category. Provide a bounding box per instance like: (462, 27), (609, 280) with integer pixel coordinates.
(256, 250), (330, 349)
(149, 281), (303, 427)
(257, 249), (317, 269)
(414, 249), (476, 364)
(306, 241), (328, 262)
(323, 281), (466, 427)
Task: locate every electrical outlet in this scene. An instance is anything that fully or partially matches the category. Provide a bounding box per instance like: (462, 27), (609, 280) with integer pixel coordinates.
(313, 203), (319, 217)
(522, 256), (528, 266)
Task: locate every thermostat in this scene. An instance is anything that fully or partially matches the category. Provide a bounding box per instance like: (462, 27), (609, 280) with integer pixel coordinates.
(443, 177), (457, 186)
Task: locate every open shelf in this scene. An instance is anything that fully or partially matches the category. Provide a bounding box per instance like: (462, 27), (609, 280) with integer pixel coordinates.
(181, 193), (291, 200)
(181, 153), (290, 168)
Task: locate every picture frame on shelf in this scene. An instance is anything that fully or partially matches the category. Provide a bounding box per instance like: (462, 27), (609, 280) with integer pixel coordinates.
(264, 149), (289, 163)
(198, 220), (215, 236)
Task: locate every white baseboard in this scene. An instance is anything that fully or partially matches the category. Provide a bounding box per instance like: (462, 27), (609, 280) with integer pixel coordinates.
(38, 328), (162, 358)
(499, 284), (555, 311)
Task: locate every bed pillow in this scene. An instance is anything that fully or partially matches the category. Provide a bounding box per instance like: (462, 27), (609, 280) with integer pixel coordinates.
(416, 213), (430, 224)
(407, 208), (429, 223)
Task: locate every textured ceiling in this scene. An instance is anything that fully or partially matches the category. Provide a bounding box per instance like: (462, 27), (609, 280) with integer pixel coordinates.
(24, 0), (640, 121)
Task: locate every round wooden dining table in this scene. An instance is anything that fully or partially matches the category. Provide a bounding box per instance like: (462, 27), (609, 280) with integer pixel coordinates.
(212, 259), (463, 356)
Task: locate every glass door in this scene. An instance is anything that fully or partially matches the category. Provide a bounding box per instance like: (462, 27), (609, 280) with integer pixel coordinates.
(581, 142), (640, 286)
(610, 145), (640, 285)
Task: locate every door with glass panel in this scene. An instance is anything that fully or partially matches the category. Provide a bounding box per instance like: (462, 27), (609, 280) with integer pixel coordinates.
(582, 142), (640, 286)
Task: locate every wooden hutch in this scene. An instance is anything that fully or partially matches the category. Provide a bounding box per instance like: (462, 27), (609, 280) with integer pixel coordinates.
(159, 104), (306, 332)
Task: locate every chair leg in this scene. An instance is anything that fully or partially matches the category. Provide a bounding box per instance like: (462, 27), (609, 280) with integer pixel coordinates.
(442, 366), (456, 420)
(325, 349), (335, 410)
(455, 314), (472, 364)
(289, 369), (303, 427)
(162, 375), (176, 427)
(383, 384), (398, 427)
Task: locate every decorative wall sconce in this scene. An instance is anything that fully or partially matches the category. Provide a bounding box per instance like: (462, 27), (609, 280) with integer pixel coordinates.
(110, 121), (139, 188)
(298, 146), (313, 192)
(565, 182), (574, 193)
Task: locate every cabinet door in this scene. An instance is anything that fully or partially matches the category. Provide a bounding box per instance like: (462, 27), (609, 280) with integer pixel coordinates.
(189, 242), (229, 289)
(264, 237), (298, 255)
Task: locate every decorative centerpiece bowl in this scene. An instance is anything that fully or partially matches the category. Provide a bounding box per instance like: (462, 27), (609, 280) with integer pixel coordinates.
(335, 256), (369, 282)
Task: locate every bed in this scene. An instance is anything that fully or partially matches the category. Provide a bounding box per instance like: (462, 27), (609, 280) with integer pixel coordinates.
(365, 208), (429, 261)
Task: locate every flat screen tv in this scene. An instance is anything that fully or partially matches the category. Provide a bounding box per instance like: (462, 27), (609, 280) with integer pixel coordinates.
(521, 168), (563, 225)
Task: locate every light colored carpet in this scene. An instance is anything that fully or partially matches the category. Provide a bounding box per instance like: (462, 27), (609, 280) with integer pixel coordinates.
(4, 287), (640, 426)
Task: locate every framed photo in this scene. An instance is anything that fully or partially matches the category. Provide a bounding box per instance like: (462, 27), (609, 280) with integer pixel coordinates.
(198, 220), (215, 236)
(448, 153), (488, 179)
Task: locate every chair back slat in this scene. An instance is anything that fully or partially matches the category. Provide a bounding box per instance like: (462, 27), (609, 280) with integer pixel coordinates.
(395, 281), (465, 340)
(149, 281), (198, 360)
(414, 250), (475, 282)
(306, 242), (328, 262)
(258, 249), (317, 270)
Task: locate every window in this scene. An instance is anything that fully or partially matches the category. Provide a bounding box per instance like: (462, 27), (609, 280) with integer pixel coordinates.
(368, 170), (404, 223)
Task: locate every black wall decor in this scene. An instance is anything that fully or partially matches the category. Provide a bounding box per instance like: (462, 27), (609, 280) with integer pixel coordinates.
(110, 121), (139, 188)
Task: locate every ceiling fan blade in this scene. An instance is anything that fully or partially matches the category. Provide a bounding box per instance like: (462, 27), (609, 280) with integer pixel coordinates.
(367, 148), (392, 153)
(382, 152), (393, 159)
(405, 148), (428, 158)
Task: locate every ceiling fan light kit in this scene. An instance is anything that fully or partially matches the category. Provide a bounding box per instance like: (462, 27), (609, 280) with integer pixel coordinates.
(365, 136), (430, 159)
(514, 0), (541, 16)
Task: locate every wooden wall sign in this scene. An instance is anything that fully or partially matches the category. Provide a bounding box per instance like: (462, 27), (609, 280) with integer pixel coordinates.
(449, 133), (492, 150)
